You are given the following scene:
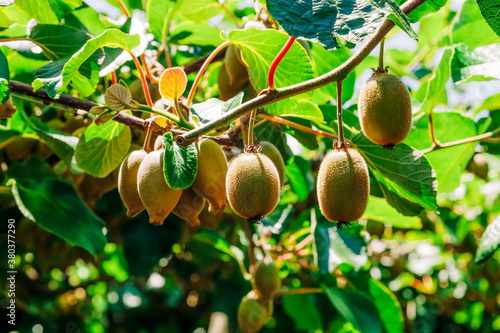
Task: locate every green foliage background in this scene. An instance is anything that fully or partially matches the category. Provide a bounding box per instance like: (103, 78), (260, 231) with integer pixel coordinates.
(1, 0), (500, 332)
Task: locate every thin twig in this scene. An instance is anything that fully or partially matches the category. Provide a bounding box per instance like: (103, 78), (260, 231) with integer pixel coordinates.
(276, 288), (324, 296)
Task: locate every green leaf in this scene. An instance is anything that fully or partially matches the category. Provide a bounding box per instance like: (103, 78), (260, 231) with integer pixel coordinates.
(191, 229), (239, 262)
(310, 43), (355, 104)
(191, 92), (244, 125)
(453, 0), (500, 48)
(180, 0), (227, 22)
(476, 0), (500, 38)
(146, 0), (183, 41)
(75, 120), (131, 178)
(313, 210), (368, 274)
(368, 279), (404, 333)
(281, 100), (324, 121)
(283, 293), (323, 330)
(9, 178), (106, 255)
(14, 0), (59, 24)
(228, 28), (314, 115)
(421, 47), (454, 115)
(452, 43), (500, 83)
(162, 133), (197, 190)
(0, 48), (9, 105)
(404, 112), (477, 192)
(285, 156), (314, 202)
(267, 0), (417, 50)
(475, 215), (500, 264)
(353, 134), (437, 212)
(105, 84), (132, 111)
(29, 24), (91, 60)
(324, 286), (382, 333)
(363, 196), (422, 229)
(17, 105), (81, 173)
(170, 21), (224, 46)
(396, 0), (447, 23)
(33, 29), (141, 99)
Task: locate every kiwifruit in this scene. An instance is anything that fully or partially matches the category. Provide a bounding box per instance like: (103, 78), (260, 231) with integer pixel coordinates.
(225, 44), (249, 87)
(78, 168), (119, 209)
(317, 148), (369, 223)
(137, 150), (182, 225)
(191, 139), (228, 214)
(2, 137), (38, 161)
(259, 141), (285, 188)
(467, 153), (488, 180)
(218, 62), (247, 101)
(358, 72), (412, 148)
(118, 149), (147, 217)
(226, 152), (280, 222)
(154, 135), (164, 150)
(172, 187), (206, 227)
(254, 260), (281, 300)
(128, 79), (160, 105)
(238, 294), (273, 333)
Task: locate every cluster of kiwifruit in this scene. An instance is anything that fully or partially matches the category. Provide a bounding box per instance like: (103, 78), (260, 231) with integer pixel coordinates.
(118, 136), (286, 226)
(118, 137), (227, 226)
(238, 260), (281, 333)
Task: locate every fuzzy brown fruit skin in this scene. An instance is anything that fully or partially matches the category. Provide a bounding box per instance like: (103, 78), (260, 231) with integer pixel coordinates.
(226, 153), (280, 222)
(172, 187), (206, 227)
(358, 73), (412, 147)
(118, 150), (147, 217)
(254, 261), (281, 301)
(137, 150), (182, 225)
(238, 294), (273, 333)
(317, 149), (369, 222)
(191, 139), (228, 214)
(259, 141), (285, 188)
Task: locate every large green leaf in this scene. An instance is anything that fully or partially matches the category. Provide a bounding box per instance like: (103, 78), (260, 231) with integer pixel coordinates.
(285, 156), (314, 202)
(228, 28), (314, 115)
(170, 21), (224, 46)
(0, 48), (9, 105)
(190, 229), (240, 262)
(33, 29), (141, 99)
(324, 286), (383, 333)
(353, 134), (437, 212)
(146, 0), (183, 41)
(9, 178), (106, 255)
(476, 0), (500, 38)
(14, 0), (59, 24)
(163, 133), (198, 190)
(75, 120), (131, 178)
(29, 24), (91, 60)
(180, 0), (229, 22)
(363, 196), (422, 229)
(475, 215), (500, 264)
(267, 0), (417, 50)
(283, 293), (323, 330)
(451, 43), (500, 83)
(17, 105), (81, 173)
(396, 0), (447, 23)
(404, 112), (477, 192)
(421, 47), (453, 115)
(453, 0), (500, 48)
(368, 279), (404, 333)
(313, 210), (368, 274)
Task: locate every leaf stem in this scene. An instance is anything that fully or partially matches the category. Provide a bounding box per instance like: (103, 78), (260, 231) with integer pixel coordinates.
(421, 127), (500, 153)
(117, 0), (131, 18)
(127, 50), (154, 107)
(258, 113), (340, 141)
(140, 54), (159, 83)
(427, 113), (441, 149)
(133, 104), (194, 129)
(176, 0), (427, 146)
(186, 41), (230, 107)
(111, 72), (118, 85)
(268, 36), (296, 91)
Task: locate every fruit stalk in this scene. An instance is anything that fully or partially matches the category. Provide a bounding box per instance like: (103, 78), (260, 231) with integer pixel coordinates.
(268, 36), (296, 91)
(258, 113), (340, 141)
(186, 40), (230, 107)
(336, 80), (347, 149)
(379, 38), (385, 70)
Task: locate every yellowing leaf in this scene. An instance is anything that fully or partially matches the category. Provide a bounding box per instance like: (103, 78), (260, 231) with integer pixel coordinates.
(159, 67), (187, 101)
(154, 116), (169, 127)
